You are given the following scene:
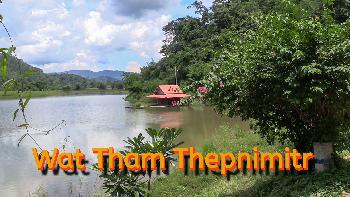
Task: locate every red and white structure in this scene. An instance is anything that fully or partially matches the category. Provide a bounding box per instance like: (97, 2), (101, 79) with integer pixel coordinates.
(146, 85), (190, 106)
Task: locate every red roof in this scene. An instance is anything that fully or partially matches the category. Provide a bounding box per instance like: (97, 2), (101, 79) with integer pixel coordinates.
(145, 94), (189, 99)
(146, 85), (190, 99)
(158, 85), (184, 94)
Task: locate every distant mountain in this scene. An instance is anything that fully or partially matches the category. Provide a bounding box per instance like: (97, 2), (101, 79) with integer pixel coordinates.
(0, 56), (127, 91)
(64, 70), (125, 81)
(0, 55), (95, 91)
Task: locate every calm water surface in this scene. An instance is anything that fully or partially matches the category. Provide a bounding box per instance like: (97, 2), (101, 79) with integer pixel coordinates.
(0, 95), (247, 196)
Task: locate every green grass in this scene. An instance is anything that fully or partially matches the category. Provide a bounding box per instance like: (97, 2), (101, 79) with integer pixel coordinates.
(151, 126), (350, 197)
(0, 89), (127, 99)
(124, 92), (157, 108)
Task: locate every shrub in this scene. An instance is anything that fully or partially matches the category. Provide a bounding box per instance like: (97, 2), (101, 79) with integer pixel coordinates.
(95, 128), (183, 197)
(62, 86), (71, 91)
(97, 83), (107, 90)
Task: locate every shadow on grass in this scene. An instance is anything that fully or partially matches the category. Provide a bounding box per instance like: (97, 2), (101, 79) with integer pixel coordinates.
(219, 159), (350, 197)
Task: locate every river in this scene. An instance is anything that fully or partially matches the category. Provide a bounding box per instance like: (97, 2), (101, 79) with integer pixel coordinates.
(0, 95), (247, 196)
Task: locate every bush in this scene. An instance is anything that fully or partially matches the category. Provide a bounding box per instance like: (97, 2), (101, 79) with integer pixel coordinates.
(97, 83), (107, 90)
(95, 128), (183, 197)
(62, 86), (71, 91)
(74, 84), (81, 90)
(111, 81), (124, 90)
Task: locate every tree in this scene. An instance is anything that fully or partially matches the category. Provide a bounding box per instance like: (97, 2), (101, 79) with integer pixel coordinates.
(136, 0), (348, 87)
(205, 2), (350, 152)
(111, 81), (124, 90)
(123, 72), (166, 102)
(97, 83), (107, 90)
(332, 0), (350, 23)
(124, 0), (350, 103)
(74, 84), (81, 90)
(62, 85), (71, 91)
(123, 73), (143, 95)
(32, 80), (48, 91)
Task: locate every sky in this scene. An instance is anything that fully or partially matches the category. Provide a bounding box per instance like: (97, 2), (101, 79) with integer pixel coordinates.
(0, 0), (212, 73)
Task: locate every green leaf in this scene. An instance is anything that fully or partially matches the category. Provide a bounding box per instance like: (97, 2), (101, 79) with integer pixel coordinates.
(1, 52), (7, 81)
(13, 109), (19, 121)
(3, 78), (14, 87)
(2, 79), (15, 95)
(8, 46), (15, 54)
(0, 15), (3, 22)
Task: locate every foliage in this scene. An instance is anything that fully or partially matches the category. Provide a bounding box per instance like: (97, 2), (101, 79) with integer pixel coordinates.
(124, 73), (144, 95)
(111, 81), (124, 90)
(204, 1), (350, 151)
(0, 89), (127, 100)
(62, 86), (71, 91)
(123, 73), (165, 104)
(126, 0), (350, 103)
(96, 128), (183, 197)
(0, 47), (15, 81)
(97, 83), (107, 90)
(247, 168), (350, 197)
(100, 170), (147, 197)
(151, 126), (350, 197)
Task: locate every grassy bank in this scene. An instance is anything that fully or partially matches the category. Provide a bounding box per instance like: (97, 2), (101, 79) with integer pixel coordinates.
(151, 126), (350, 197)
(124, 92), (156, 108)
(0, 89), (127, 100)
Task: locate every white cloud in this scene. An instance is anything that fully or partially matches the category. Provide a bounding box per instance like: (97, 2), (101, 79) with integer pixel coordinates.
(0, 0), (183, 72)
(17, 21), (70, 60)
(125, 61), (141, 73)
(40, 50), (99, 73)
(84, 11), (119, 46)
(73, 0), (85, 6)
(85, 9), (170, 58)
(126, 15), (170, 58)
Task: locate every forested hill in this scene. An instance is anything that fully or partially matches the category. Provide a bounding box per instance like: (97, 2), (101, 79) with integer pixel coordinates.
(0, 55), (124, 91)
(63, 70), (124, 80)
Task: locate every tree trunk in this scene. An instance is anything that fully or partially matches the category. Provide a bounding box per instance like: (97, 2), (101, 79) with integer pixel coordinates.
(313, 142), (334, 172)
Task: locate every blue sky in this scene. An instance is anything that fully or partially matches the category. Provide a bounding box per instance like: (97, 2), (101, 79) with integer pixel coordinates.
(0, 0), (212, 73)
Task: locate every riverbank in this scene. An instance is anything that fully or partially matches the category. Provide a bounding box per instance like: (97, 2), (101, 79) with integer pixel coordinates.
(125, 93), (201, 109)
(0, 89), (127, 99)
(124, 92), (154, 108)
(151, 126), (350, 197)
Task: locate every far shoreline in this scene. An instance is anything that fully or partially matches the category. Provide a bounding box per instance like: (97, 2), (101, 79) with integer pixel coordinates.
(0, 89), (128, 100)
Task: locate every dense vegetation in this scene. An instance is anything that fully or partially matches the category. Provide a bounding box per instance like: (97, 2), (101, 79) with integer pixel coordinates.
(123, 1), (350, 195)
(205, 1), (350, 152)
(124, 0), (350, 99)
(0, 55), (124, 92)
(151, 126), (350, 196)
(124, 0), (350, 150)
(124, 0), (350, 152)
